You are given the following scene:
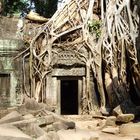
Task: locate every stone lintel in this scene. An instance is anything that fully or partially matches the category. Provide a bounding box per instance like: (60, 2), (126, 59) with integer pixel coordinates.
(52, 67), (85, 76)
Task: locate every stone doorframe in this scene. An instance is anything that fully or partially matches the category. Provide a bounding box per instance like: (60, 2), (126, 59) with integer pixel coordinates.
(51, 67), (86, 115)
(56, 76), (83, 115)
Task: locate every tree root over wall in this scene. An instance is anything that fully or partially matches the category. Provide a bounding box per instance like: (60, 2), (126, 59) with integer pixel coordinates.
(19, 0), (140, 115)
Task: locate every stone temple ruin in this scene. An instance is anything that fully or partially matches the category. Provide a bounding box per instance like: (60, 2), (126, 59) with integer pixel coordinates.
(0, 1), (94, 115)
(0, 16), (97, 115)
(0, 1), (140, 139)
(46, 47), (96, 115)
(0, 39), (23, 106)
(0, 17), (24, 107)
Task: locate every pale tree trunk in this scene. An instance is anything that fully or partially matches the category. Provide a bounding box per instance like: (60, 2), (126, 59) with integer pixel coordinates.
(20, 0), (140, 114)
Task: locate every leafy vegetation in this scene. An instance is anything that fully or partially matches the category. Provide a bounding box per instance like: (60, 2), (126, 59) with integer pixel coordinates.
(2, 0), (58, 17)
(88, 20), (102, 39)
(3, 0), (28, 16)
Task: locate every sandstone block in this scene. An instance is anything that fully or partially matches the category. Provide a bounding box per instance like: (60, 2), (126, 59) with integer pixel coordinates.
(0, 111), (23, 124)
(116, 114), (134, 123)
(53, 121), (68, 131)
(102, 126), (119, 134)
(106, 116), (117, 126)
(113, 105), (123, 116)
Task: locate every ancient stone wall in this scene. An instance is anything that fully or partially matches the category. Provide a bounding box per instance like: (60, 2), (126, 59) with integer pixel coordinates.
(0, 39), (24, 107)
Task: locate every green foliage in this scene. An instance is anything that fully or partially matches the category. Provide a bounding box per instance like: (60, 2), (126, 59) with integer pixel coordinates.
(3, 0), (58, 18)
(88, 20), (102, 39)
(4, 0), (28, 16)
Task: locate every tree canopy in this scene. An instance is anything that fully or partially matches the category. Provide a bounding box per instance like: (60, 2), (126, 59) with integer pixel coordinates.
(1, 0), (58, 17)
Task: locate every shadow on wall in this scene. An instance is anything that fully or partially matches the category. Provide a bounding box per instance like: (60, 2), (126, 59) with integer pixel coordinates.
(105, 75), (140, 116)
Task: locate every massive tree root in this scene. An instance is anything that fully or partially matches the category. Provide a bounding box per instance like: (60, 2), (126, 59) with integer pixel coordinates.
(21, 0), (140, 114)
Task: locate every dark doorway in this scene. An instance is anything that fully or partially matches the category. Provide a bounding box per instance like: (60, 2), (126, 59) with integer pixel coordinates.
(61, 80), (78, 115)
(0, 73), (10, 106)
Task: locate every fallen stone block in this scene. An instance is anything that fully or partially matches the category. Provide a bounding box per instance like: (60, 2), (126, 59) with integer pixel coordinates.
(53, 121), (68, 131)
(96, 119), (106, 129)
(0, 111), (23, 124)
(0, 124), (32, 140)
(43, 124), (55, 132)
(44, 115), (55, 125)
(113, 99), (136, 116)
(21, 123), (46, 138)
(106, 116), (117, 126)
(8, 118), (37, 128)
(36, 117), (48, 127)
(23, 114), (34, 120)
(64, 121), (75, 129)
(113, 105), (123, 116)
(116, 114), (134, 123)
(102, 126), (119, 134)
(39, 102), (55, 112)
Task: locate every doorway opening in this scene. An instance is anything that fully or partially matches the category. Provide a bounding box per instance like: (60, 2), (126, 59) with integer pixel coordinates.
(60, 79), (78, 115)
(0, 73), (10, 106)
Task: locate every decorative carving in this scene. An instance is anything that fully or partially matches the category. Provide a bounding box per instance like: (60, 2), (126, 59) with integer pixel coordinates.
(52, 50), (84, 66)
(52, 67), (85, 76)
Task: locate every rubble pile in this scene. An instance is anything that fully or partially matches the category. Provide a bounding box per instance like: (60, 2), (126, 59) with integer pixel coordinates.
(0, 98), (139, 140)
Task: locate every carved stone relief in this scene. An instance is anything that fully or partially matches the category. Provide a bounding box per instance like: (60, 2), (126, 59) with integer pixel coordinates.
(52, 50), (86, 66)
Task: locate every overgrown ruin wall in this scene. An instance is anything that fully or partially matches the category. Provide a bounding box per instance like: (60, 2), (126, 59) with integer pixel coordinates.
(0, 39), (23, 107)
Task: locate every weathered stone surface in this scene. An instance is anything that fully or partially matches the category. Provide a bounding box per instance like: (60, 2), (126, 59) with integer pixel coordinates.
(113, 105), (123, 116)
(116, 114), (134, 123)
(102, 126), (119, 134)
(0, 109), (9, 119)
(53, 121), (68, 131)
(44, 115), (55, 125)
(43, 124), (55, 132)
(21, 123), (46, 138)
(23, 114), (34, 120)
(97, 119), (106, 129)
(120, 123), (140, 136)
(64, 121), (75, 129)
(113, 99), (136, 116)
(7, 107), (18, 112)
(106, 116), (117, 126)
(24, 97), (42, 110)
(0, 111), (23, 124)
(0, 124), (32, 140)
(36, 117), (48, 127)
(39, 102), (55, 112)
(34, 115), (54, 127)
